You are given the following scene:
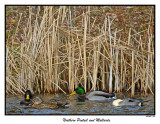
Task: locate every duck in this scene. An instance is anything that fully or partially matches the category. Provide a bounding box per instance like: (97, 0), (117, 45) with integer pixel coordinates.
(112, 98), (150, 106)
(30, 96), (70, 109)
(70, 86), (116, 101)
(20, 90), (34, 105)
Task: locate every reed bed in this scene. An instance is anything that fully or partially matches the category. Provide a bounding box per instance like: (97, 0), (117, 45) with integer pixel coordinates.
(6, 6), (154, 97)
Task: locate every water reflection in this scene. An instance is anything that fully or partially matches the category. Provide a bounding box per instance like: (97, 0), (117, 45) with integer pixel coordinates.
(6, 93), (154, 115)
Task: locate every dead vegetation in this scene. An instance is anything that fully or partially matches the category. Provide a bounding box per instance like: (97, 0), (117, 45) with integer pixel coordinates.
(6, 6), (154, 97)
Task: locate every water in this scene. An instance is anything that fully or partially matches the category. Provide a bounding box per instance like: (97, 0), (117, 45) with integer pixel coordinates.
(6, 92), (154, 115)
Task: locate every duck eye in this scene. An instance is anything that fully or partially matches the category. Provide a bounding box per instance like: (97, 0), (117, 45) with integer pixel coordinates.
(75, 88), (78, 92)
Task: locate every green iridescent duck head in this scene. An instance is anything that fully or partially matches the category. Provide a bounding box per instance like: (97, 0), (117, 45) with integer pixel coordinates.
(70, 87), (86, 95)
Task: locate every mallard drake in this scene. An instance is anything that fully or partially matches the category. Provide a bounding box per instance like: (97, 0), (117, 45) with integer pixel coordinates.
(70, 86), (116, 101)
(112, 98), (150, 106)
(20, 90), (33, 105)
(30, 96), (69, 109)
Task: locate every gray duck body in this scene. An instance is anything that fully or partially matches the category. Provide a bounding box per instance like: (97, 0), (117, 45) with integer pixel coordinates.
(79, 91), (116, 101)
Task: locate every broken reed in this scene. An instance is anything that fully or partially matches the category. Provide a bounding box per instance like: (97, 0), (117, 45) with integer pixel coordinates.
(6, 6), (154, 97)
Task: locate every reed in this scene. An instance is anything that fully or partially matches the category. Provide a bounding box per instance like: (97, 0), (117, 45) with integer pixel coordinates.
(6, 6), (154, 97)
(131, 51), (135, 98)
(83, 14), (87, 91)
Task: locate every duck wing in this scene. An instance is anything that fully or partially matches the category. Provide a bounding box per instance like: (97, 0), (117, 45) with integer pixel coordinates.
(88, 91), (116, 97)
(31, 96), (43, 104)
(121, 98), (150, 106)
(86, 91), (116, 101)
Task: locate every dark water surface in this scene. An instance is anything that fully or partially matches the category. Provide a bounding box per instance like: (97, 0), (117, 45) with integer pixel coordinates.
(6, 93), (154, 115)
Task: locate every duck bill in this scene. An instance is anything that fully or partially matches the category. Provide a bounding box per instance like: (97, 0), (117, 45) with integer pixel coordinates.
(26, 94), (30, 100)
(70, 91), (76, 95)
